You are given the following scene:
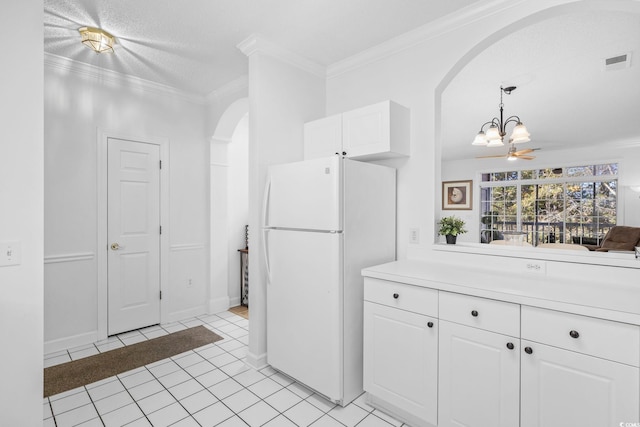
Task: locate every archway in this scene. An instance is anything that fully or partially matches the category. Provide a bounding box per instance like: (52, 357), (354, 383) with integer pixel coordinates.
(209, 98), (249, 313)
(433, 0), (640, 244)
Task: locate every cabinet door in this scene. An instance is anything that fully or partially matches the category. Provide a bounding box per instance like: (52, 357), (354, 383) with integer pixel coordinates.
(342, 100), (409, 160)
(303, 114), (342, 160)
(521, 341), (639, 427)
(438, 321), (520, 427)
(342, 101), (390, 159)
(364, 302), (437, 426)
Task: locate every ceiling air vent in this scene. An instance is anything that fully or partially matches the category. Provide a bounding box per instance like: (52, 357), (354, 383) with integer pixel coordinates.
(604, 53), (631, 71)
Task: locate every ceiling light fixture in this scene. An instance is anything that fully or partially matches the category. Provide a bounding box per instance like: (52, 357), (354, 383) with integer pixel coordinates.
(472, 86), (530, 148)
(78, 26), (116, 54)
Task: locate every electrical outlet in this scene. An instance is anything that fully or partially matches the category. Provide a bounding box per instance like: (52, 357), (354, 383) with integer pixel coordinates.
(0, 241), (21, 267)
(523, 260), (546, 275)
(409, 228), (420, 244)
(187, 278), (193, 288)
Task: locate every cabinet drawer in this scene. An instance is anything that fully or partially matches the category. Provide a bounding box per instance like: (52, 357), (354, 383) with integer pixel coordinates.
(364, 278), (437, 317)
(522, 306), (640, 366)
(439, 292), (520, 337)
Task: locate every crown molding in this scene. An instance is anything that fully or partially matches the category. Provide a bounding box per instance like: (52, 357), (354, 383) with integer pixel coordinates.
(206, 75), (248, 104)
(327, 0), (526, 78)
(44, 52), (207, 105)
(237, 34), (326, 78)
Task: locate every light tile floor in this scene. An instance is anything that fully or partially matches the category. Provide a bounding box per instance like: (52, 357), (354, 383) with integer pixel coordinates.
(44, 311), (407, 427)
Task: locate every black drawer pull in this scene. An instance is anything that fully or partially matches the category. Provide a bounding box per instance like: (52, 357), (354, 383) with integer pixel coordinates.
(393, 293), (399, 299)
(427, 321), (434, 328)
(524, 346), (533, 355)
(506, 342), (515, 350)
(569, 330), (580, 339)
(471, 310), (479, 317)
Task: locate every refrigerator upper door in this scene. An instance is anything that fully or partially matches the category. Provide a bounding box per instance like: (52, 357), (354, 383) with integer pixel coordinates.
(266, 229), (343, 402)
(265, 156), (342, 231)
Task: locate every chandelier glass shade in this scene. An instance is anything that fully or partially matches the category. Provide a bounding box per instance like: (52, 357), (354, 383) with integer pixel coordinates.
(78, 27), (116, 54)
(472, 86), (530, 147)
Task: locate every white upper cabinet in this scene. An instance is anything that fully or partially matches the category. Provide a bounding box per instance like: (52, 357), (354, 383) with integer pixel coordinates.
(303, 114), (342, 160)
(303, 100), (410, 161)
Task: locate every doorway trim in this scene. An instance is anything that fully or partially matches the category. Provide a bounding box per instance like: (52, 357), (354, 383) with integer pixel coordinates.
(97, 129), (170, 340)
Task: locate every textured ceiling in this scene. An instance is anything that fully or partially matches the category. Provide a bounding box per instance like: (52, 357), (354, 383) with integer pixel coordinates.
(442, 9), (640, 161)
(44, 0), (481, 96)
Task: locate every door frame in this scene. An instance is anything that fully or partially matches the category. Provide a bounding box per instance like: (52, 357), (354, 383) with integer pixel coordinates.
(97, 129), (170, 340)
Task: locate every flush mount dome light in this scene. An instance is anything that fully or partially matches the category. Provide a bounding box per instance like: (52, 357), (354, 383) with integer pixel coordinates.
(78, 27), (116, 53)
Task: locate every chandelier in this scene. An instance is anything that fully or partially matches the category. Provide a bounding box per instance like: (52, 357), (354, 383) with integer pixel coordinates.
(78, 27), (116, 54)
(472, 86), (530, 147)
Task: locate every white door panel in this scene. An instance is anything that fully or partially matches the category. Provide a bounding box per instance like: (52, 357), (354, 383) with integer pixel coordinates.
(108, 138), (160, 335)
(439, 321), (520, 427)
(521, 341), (639, 427)
(363, 303), (438, 425)
(266, 229), (343, 401)
(266, 157), (341, 231)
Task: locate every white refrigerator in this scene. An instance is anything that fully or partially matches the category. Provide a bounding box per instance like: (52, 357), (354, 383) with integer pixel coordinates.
(263, 156), (396, 406)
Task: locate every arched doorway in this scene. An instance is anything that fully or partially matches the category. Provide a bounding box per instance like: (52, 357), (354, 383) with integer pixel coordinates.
(209, 98), (249, 313)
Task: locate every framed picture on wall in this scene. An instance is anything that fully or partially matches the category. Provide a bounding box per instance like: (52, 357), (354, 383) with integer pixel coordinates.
(442, 180), (472, 210)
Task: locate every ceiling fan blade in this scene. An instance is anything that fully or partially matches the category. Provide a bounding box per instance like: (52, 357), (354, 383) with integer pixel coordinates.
(515, 155), (536, 160)
(476, 154), (507, 159)
(513, 148), (534, 155)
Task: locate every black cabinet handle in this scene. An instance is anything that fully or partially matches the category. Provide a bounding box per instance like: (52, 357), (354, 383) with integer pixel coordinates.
(471, 310), (479, 317)
(506, 342), (515, 350)
(393, 293), (399, 299)
(427, 321), (434, 328)
(569, 330), (580, 339)
(524, 346), (533, 354)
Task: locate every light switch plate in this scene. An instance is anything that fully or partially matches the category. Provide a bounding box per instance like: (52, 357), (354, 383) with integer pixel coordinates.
(409, 228), (420, 244)
(0, 241), (21, 267)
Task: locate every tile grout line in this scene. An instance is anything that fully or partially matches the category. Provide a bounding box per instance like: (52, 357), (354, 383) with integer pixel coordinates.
(82, 384), (106, 427)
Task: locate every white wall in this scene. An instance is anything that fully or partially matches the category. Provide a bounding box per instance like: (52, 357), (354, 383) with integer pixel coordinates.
(242, 40), (326, 368)
(44, 56), (210, 351)
(325, 0), (640, 261)
(0, 2), (44, 424)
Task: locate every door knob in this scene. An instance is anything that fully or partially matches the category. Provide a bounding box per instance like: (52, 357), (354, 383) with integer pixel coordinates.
(110, 243), (120, 250)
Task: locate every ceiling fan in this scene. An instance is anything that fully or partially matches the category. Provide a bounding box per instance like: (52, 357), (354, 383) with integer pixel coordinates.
(477, 145), (539, 161)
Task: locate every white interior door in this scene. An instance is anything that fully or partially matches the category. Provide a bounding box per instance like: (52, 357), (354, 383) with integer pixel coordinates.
(266, 229), (343, 401)
(108, 138), (161, 335)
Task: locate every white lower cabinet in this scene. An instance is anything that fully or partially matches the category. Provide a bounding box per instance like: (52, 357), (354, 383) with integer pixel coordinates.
(362, 279), (640, 427)
(438, 320), (520, 427)
(363, 301), (438, 427)
(520, 341), (639, 427)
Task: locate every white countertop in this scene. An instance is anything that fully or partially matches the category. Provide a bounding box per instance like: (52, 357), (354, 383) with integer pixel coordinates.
(362, 259), (640, 325)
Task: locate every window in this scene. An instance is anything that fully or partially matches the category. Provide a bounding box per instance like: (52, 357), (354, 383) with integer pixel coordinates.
(480, 164), (617, 246)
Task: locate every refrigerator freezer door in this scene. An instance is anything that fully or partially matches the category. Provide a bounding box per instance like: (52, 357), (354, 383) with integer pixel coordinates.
(265, 156), (342, 231)
(266, 229), (343, 402)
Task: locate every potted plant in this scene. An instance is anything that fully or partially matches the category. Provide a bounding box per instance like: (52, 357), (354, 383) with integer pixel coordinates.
(438, 215), (467, 244)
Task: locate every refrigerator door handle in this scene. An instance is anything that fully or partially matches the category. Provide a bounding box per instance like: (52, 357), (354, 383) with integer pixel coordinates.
(263, 228), (272, 283)
(262, 175), (272, 228)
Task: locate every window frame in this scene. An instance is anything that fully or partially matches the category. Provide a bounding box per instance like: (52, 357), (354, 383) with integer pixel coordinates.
(478, 164), (619, 246)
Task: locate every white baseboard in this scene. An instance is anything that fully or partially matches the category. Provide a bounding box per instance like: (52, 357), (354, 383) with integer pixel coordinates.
(245, 351), (268, 370)
(165, 305), (207, 324)
(44, 330), (98, 355)
(209, 296), (230, 314)
(229, 296), (241, 307)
